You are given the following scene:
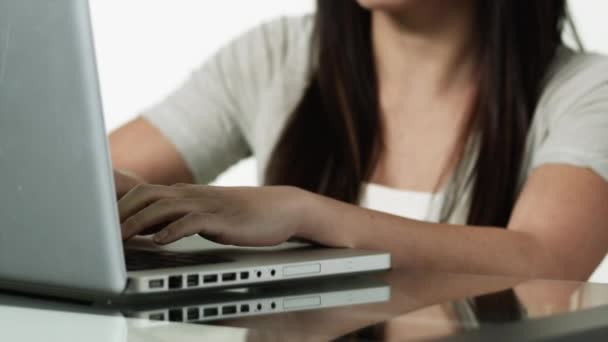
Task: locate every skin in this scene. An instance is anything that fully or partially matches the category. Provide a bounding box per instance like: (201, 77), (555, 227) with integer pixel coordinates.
(110, 0), (608, 281)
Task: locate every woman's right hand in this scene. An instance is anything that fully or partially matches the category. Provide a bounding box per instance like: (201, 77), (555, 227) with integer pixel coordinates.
(114, 169), (145, 199)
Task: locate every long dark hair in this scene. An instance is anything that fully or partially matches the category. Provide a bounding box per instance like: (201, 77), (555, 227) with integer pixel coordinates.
(266, 1), (568, 227)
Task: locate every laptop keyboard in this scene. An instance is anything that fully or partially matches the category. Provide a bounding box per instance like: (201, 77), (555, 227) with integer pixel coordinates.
(125, 249), (233, 271)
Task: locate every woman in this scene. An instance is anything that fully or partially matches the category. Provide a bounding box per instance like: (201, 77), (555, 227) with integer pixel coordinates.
(111, 0), (608, 280)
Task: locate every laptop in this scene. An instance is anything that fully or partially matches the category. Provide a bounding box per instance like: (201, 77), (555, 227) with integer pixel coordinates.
(0, 0), (390, 301)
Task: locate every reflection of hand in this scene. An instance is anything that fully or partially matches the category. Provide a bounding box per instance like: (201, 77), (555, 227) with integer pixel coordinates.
(118, 184), (306, 246)
(113, 169), (145, 199)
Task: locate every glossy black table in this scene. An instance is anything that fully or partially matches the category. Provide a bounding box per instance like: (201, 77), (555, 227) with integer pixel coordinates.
(2, 271), (608, 341)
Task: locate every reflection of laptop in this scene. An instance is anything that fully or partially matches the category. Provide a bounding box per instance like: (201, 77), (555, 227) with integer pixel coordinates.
(0, 0), (390, 301)
(119, 276), (390, 323)
(0, 276), (389, 341)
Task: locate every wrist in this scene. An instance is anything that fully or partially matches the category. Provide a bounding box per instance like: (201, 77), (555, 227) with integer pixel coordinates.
(290, 187), (322, 241)
(290, 188), (356, 248)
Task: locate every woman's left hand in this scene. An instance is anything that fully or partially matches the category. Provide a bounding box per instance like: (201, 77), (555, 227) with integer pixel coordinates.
(118, 184), (309, 246)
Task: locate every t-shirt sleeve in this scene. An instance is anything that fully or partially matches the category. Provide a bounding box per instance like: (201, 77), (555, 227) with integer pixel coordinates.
(141, 17), (297, 184)
(532, 56), (608, 181)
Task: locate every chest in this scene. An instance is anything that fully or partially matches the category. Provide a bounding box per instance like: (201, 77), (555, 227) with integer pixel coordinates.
(370, 96), (472, 192)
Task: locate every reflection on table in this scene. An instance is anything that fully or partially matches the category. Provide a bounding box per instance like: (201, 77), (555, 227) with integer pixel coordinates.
(2, 271), (608, 341)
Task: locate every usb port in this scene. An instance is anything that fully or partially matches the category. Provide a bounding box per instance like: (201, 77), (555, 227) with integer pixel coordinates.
(222, 273), (237, 282)
(169, 309), (183, 322)
(148, 279), (164, 289)
(240, 304), (250, 313)
(187, 307), (200, 321)
(168, 276), (183, 289)
(203, 307), (218, 317)
(187, 274), (199, 287)
(203, 274), (218, 284)
(240, 272), (250, 280)
(222, 305), (237, 315)
(149, 313), (165, 321)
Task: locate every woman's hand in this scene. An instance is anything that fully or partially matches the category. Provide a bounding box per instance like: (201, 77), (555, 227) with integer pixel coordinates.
(113, 169), (145, 199)
(118, 184), (309, 246)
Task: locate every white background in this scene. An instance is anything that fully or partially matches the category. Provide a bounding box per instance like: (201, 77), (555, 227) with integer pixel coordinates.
(90, 1), (608, 282)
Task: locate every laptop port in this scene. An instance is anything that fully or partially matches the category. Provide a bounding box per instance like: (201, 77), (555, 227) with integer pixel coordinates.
(149, 313), (165, 321)
(271, 302), (276, 310)
(168, 276), (183, 289)
(270, 269), (276, 277)
(187, 307), (200, 321)
(240, 304), (250, 313)
(148, 279), (165, 289)
(169, 309), (183, 322)
(222, 273), (237, 282)
(203, 307), (218, 317)
(256, 271), (262, 278)
(222, 305), (237, 315)
(187, 274), (199, 287)
(203, 274), (218, 284)
(240, 271), (250, 280)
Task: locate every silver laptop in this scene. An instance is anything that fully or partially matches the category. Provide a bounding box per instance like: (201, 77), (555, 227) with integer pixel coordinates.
(0, 0), (390, 301)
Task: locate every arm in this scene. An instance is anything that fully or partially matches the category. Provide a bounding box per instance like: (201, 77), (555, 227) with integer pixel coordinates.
(299, 164), (608, 280)
(108, 18), (298, 190)
(109, 117), (194, 185)
(118, 164), (608, 281)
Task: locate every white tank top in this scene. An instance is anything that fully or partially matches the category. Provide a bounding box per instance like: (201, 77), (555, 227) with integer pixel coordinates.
(360, 183), (445, 222)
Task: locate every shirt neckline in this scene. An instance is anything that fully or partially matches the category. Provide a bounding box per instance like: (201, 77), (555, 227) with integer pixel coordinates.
(363, 182), (445, 198)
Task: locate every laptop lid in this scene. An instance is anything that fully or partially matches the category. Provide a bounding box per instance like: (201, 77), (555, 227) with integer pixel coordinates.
(0, 0), (126, 294)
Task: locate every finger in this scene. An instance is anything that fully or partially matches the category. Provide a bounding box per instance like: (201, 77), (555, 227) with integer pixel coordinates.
(118, 184), (180, 222)
(134, 224), (167, 237)
(114, 170), (144, 199)
(114, 171), (133, 199)
(121, 198), (199, 240)
(153, 212), (222, 245)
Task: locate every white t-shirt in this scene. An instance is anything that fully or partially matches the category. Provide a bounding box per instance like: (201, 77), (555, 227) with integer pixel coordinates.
(142, 15), (608, 224)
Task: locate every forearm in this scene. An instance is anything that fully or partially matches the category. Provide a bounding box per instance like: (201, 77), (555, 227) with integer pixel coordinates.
(296, 190), (562, 279)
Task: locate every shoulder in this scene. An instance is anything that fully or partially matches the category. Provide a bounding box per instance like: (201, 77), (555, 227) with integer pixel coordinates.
(235, 14), (315, 53)
(538, 47), (608, 122)
(257, 15), (316, 45)
(214, 15), (315, 79)
(202, 14), (315, 131)
(544, 47), (608, 91)
(526, 47), (608, 182)
(205, 15), (317, 169)
(207, 14), (315, 115)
